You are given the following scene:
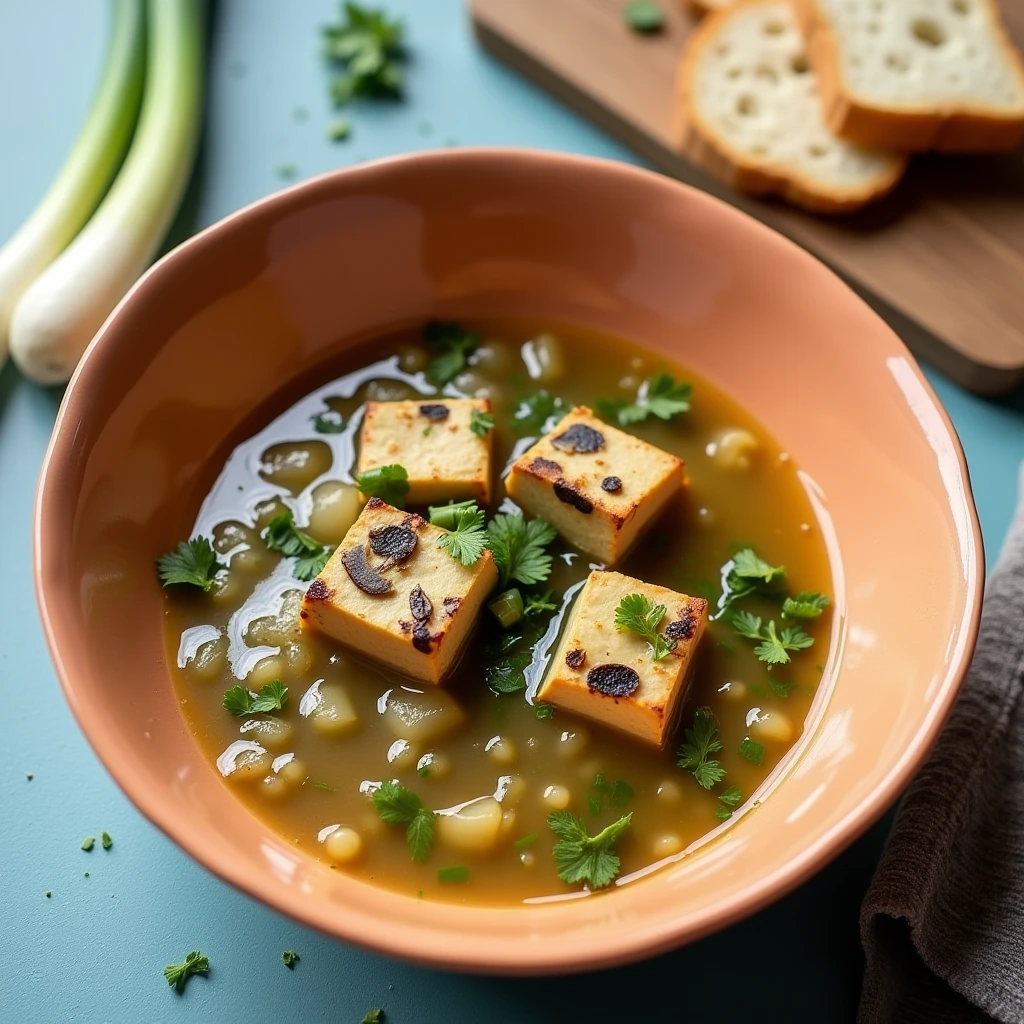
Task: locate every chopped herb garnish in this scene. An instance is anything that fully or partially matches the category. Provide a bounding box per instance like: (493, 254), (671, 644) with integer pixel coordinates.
(513, 832), (539, 850)
(488, 587), (525, 628)
(311, 408), (345, 433)
(164, 951), (210, 993)
(513, 391), (567, 435)
(222, 680), (289, 716)
(422, 425), (432, 437)
(610, 779), (635, 808)
(416, 764), (431, 778)
(677, 707), (726, 789)
(276, 163), (298, 180)
(716, 786), (742, 820)
(323, 2), (406, 105)
(534, 702), (554, 720)
(156, 537), (222, 592)
(371, 780), (435, 861)
(356, 464), (409, 507)
(614, 593), (674, 660)
(523, 589), (558, 617)
(423, 320), (480, 385)
(434, 503), (487, 566)
(101, 831), (113, 850)
(739, 738), (766, 766)
(310, 781), (335, 792)
(437, 865), (469, 883)
(588, 796), (602, 816)
(281, 950), (300, 969)
(731, 548), (785, 585)
(782, 591), (830, 620)
(731, 611), (814, 666)
(45, 891), (51, 898)
(597, 371), (691, 426)
(361, 1010), (384, 1024)
(484, 650), (532, 694)
(486, 513), (557, 589)
(328, 118), (351, 141)
(769, 677), (798, 698)
(81, 837), (95, 852)
(263, 511), (334, 581)
(469, 407), (495, 437)
(548, 810), (632, 889)
(428, 499), (477, 530)
(623, 0), (665, 33)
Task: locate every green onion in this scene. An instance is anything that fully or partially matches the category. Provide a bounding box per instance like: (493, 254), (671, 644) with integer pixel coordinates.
(488, 588), (525, 628)
(428, 499), (478, 531)
(437, 865), (469, 884)
(10, 0), (204, 384)
(0, 0), (145, 370)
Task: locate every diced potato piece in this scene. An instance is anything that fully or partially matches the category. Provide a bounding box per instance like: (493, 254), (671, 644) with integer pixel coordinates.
(239, 717), (294, 751)
(435, 796), (503, 854)
(307, 481), (361, 544)
(381, 686), (466, 744)
(299, 680), (360, 736)
(505, 406), (685, 565)
(301, 499), (498, 685)
(538, 569), (708, 748)
(357, 398), (493, 505)
(245, 590), (304, 647)
(216, 741), (271, 783)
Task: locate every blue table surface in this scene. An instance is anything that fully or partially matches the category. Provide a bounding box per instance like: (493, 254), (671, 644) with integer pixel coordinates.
(3, 2), (1024, 1021)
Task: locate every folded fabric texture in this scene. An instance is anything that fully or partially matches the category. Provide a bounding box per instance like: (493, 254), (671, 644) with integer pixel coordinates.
(859, 468), (1024, 1024)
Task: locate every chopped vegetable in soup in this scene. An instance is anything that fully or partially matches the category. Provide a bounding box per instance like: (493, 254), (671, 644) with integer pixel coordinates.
(161, 319), (833, 904)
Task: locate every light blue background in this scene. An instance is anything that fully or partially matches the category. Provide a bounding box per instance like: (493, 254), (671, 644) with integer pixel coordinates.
(3, 2), (1023, 1021)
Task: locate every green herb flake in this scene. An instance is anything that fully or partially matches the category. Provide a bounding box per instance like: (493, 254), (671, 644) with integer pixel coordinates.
(26, 773), (33, 781)
(513, 391), (567, 435)
(310, 781), (335, 792)
(361, 1010), (385, 1024)
(731, 611), (814, 666)
(623, 0), (665, 33)
(328, 118), (351, 141)
(263, 510), (334, 581)
(371, 780), (435, 862)
(715, 785), (742, 820)
(45, 891), (51, 898)
(588, 796), (602, 816)
(597, 371), (691, 425)
(513, 832), (539, 850)
(469, 407), (495, 437)
(486, 513), (557, 589)
(276, 163), (298, 180)
(739, 738), (766, 766)
(81, 837), (95, 852)
(156, 537), (222, 592)
(769, 677), (798, 699)
(610, 779), (635, 808)
(614, 593), (674, 660)
(423, 320), (480, 385)
(434, 503), (487, 566)
(223, 680), (289, 716)
(356, 464), (410, 508)
(100, 831), (113, 850)
(437, 865), (469, 884)
(548, 810), (632, 889)
(484, 650), (532, 694)
(422, 425), (432, 437)
(533, 702), (554, 720)
(164, 950), (210, 993)
(677, 707), (726, 789)
(782, 591), (830, 620)
(324, 1), (405, 106)
(523, 589), (558, 617)
(281, 950), (300, 969)
(312, 409), (345, 433)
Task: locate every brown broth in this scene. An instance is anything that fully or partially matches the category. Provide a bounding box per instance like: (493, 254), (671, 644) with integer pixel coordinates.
(164, 319), (833, 905)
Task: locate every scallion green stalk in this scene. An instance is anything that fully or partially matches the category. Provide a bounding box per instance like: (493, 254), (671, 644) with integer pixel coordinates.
(10, 0), (204, 384)
(488, 588), (525, 629)
(0, 0), (145, 370)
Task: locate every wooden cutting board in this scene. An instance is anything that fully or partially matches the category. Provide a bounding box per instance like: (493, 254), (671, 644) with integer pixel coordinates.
(470, 0), (1024, 394)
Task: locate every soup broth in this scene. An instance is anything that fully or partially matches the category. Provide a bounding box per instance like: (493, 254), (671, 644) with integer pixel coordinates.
(163, 319), (832, 904)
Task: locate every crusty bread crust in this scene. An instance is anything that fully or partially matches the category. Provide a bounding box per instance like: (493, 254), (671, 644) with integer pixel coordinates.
(675, 0), (907, 214)
(684, 0), (730, 16)
(795, 0), (1024, 152)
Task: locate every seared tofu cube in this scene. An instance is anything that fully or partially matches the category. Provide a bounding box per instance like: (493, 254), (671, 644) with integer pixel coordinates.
(301, 497), (498, 685)
(538, 570), (707, 748)
(358, 398), (493, 506)
(505, 406), (684, 565)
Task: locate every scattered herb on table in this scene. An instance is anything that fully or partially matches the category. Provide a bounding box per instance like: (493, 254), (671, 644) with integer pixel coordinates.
(548, 810), (632, 889)
(782, 591), (830, 620)
(597, 371), (691, 426)
(101, 831), (113, 850)
(716, 786), (742, 820)
(156, 537), (222, 592)
(731, 611), (814, 666)
(81, 836), (95, 852)
(263, 510), (334, 581)
(328, 118), (351, 141)
(423, 320), (479, 385)
(739, 738), (766, 766)
(26, 773), (33, 781)
(433, 502), (487, 566)
(437, 865), (469, 883)
(223, 680), (289, 716)
(324, 2), (406, 105)
(677, 707), (726, 789)
(372, 780), (435, 861)
(164, 950), (210, 993)
(356, 464), (409, 507)
(469, 407), (495, 437)
(614, 593), (674, 660)
(361, 1010), (385, 1024)
(623, 0), (665, 33)
(281, 950), (300, 969)
(513, 391), (567, 435)
(486, 513), (557, 589)
(276, 163), (298, 180)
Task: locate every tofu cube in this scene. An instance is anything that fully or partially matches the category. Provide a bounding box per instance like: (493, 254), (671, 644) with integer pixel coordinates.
(358, 398), (493, 506)
(538, 570), (707, 748)
(505, 406), (684, 565)
(300, 497), (498, 684)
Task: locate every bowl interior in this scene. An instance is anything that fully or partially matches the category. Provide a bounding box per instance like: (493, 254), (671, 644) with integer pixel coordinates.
(36, 149), (981, 973)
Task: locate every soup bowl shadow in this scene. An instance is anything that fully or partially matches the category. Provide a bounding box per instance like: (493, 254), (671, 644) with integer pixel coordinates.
(35, 148), (982, 974)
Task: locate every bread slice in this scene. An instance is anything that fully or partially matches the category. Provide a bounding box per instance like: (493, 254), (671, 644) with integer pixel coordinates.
(796, 0), (1024, 151)
(676, 0), (906, 213)
(685, 0), (733, 16)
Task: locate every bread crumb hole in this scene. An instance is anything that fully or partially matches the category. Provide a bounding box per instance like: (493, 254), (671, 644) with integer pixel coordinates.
(866, 21), (880, 33)
(911, 18), (947, 46)
(750, 143), (768, 156)
(762, 19), (785, 34)
(727, 66), (743, 78)
(736, 94), (759, 116)
(808, 143), (829, 157)
(755, 64), (779, 83)
(790, 53), (810, 73)
(950, 0), (969, 13)
(716, 43), (731, 56)
(885, 52), (911, 71)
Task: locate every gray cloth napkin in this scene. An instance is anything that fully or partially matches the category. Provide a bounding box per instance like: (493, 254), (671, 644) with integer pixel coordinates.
(859, 470), (1024, 1024)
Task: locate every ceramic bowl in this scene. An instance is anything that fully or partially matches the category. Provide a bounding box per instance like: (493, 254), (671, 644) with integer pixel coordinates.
(35, 149), (982, 974)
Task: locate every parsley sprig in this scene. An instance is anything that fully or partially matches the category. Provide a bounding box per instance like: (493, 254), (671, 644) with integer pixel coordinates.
(716, 786), (742, 821)
(486, 513), (557, 589)
(424, 321), (480, 386)
(469, 407), (495, 437)
(323, 3), (406, 105)
(430, 501), (487, 566)
(731, 611), (814, 666)
(356, 464), (409, 507)
(782, 591), (830, 620)
(523, 589), (558, 617)
(548, 810), (632, 889)
(164, 951), (210, 993)
(677, 707), (726, 789)
(264, 511), (334, 581)
(223, 680), (289, 716)
(614, 593), (674, 660)
(597, 371), (692, 426)
(371, 780), (435, 861)
(157, 537), (222, 592)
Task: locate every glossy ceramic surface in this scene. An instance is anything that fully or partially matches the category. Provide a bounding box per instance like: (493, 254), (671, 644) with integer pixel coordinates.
(34, 149), (982, 974)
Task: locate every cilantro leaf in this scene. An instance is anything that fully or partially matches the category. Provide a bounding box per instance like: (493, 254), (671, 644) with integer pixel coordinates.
(782, 591), (830, 620)
(281, 950), (299, 969)
(223, 681), (289, 716)
(731, 548), (785, 585)
(323, 3), (405, 106)
(423, 320), (480, 385)
(769, 677), (798, 698)
(469, 407), (495, 438)
(716, 785), (742, 820)
(548, 810), (632, 889)
(371, 780), (435, 861)
(263, 511), (334, 581)
(534, 702), (554, 720)
(597, 371), (692, 426)
(484, 650), (532, 693)
(486, 513), (557, 589)
(164, 951), (210, 993)
(739, 738), (766, 766)
(434, 503), (487, 566)
(613, 593), (674, 660)
(732, 611), (814, 665)
(295, 547), (334, 581)
(428, 499), (477, 530)
(677, 706), (726, 789)
(513, 391), (567, 435)
(523, 589), (558, 617)
(356, 464), (409, 507)
(156, 537), (222, 592)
